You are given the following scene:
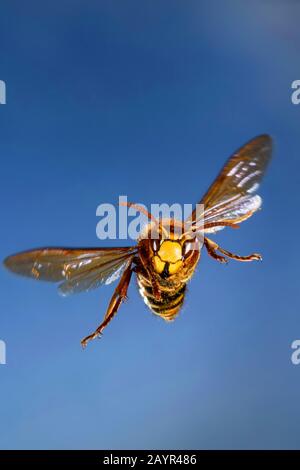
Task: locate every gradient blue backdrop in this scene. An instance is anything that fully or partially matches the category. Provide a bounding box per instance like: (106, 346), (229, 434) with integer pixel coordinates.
(0, 0), (300, 449)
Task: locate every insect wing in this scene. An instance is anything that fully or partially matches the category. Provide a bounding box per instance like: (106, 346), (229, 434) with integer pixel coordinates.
(4, 247), (136, 295)
(188, 135), (272, 233)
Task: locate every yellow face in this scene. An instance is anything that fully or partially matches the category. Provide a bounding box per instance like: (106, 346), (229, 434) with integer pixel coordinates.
(152, 240), (183, 276)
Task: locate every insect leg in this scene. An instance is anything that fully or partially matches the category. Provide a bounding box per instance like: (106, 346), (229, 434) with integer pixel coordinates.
(136, 253), (163, 301)
(81, 264), (133, 348)
(203, 237), (228, 263)
(204, 237), (262, 263)
(216, 245), (262, 262)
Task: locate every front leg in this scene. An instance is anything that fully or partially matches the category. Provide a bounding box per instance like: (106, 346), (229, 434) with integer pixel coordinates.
(204, 238), (228, 263)
(204, 237), (262, 263)
(81, 264), (133, 348)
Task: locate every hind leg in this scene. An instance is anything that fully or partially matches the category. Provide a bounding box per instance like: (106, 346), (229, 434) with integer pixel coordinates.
(81, 264), (133, 348)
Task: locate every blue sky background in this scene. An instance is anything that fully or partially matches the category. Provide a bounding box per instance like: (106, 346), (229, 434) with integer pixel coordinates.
(0, 0), (300, 449)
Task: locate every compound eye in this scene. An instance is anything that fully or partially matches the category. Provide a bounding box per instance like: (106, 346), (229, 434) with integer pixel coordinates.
(182, 241), (194, 257)
(152, 239), (160, 253)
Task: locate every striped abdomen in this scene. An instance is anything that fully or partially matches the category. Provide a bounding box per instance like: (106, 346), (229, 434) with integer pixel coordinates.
(137, 273), (186, 321)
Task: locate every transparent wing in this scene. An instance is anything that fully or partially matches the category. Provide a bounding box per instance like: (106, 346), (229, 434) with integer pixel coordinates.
(58, 252), (134, 296)
(187, 135), (272, 233)
(202, 194), (263, 233)
(4, 247), (137, 295)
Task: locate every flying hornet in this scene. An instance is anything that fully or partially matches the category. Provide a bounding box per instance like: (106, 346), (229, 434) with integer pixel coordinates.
(4, 135), (272, 347)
